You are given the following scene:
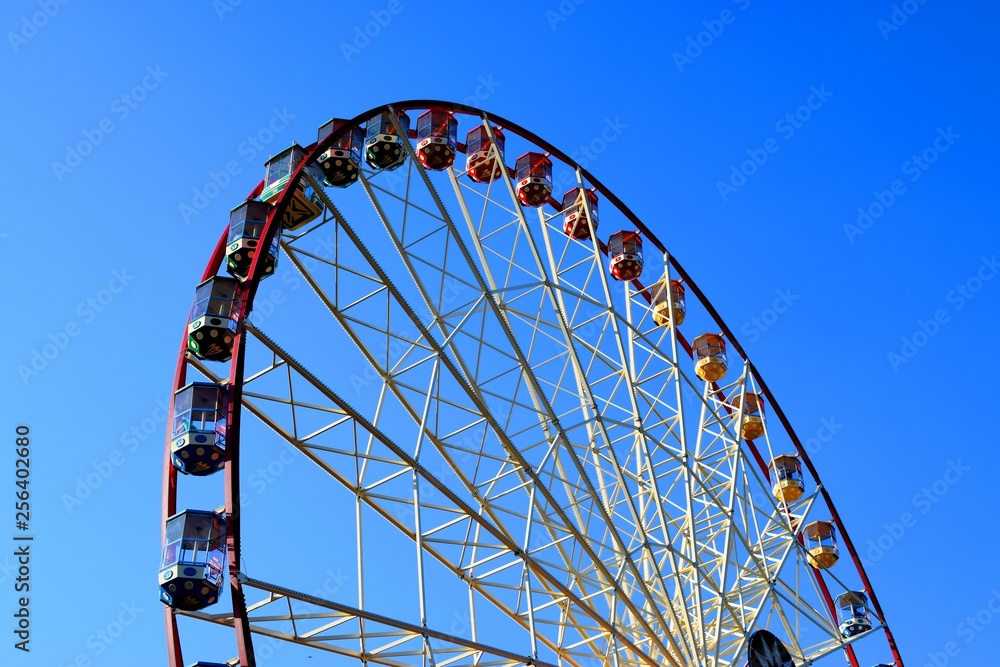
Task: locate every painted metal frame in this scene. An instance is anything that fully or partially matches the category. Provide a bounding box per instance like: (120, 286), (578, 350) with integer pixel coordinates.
(162, 101), (903, 667)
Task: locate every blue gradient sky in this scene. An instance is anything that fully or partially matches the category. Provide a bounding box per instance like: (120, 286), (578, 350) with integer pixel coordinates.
(3, 1), (999, 666)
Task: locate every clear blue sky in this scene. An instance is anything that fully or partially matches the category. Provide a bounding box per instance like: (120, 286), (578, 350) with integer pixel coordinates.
(3, 1), (999, 666)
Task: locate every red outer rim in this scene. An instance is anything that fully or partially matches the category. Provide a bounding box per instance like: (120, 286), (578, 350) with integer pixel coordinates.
(162, 226), (229, 667)
(163, 100), (902, 667)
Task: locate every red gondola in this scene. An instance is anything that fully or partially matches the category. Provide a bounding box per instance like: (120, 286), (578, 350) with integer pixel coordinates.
(608, 230), (643, 281)
(465, 125), (505, 182)
(515, 152), (552, 207)
(416, 110), (457, 171)
(562, 188), (599, 239)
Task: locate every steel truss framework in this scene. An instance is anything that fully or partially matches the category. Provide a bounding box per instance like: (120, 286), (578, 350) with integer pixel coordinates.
(162, 101), (903, 667)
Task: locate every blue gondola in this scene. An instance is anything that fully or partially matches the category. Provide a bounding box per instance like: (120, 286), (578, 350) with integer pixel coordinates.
(171, 383), (226, 476)
(159, 510), (226, 611)
(837, 591), (873, 637)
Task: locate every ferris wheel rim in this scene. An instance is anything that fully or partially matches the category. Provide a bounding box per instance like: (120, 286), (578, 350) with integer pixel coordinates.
(160, 99), (903, 667)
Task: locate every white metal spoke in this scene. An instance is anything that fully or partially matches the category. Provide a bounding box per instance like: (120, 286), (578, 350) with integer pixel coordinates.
(167, 104), (899, 667)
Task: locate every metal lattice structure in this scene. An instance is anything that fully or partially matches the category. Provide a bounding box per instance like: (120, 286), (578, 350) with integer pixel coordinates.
(161, 101), (903, 667)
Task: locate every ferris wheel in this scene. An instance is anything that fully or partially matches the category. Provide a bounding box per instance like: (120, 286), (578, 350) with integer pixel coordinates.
(159, 101), (904, 667)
